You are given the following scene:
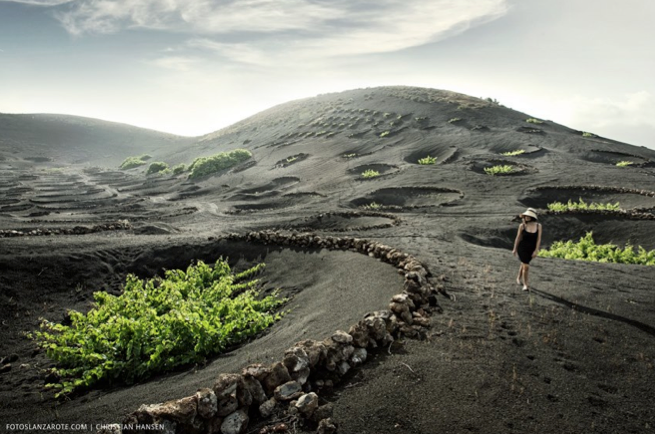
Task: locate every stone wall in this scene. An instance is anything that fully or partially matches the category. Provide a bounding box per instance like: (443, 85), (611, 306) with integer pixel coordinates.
(106, 231), (443, 434)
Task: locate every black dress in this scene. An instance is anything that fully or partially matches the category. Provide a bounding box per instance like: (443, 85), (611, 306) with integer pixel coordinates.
(517, 224), (539, 264)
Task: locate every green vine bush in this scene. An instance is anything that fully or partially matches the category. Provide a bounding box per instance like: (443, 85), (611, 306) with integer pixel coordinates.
(526, 118), (544, 124)
(418, 155), (437, 165)
(484, 165), (514, 175)
(539, 232), (655, 265)
(547, 198), (620, 212)
(501, 150), (525, 156)
(172, 164), (186, 175)
(30, 259), (285, 397)
(146, 162), (169, 175)
(189, 149), (252, 179)
(616, 161), (634, 167)
(361, 170), (381, 179)
(119, 154), (151, 170)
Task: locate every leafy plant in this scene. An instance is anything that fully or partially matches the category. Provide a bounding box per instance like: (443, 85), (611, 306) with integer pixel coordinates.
(448, 118), (462, 123)
(501, 150), (525, 156)
(30, 259), (285, 397)
(361, 169), (380, 178)
(363, 202), (381, 210)
(188, 149), (252, 179)
(119, 155), (151, 170)
(418, 155), (437, 165)
(379, 131), (390, 138)
(172, 164), (186, 175)
(582, 132), (596, 138)
(343, 153), (357, 158)
(526, 118), (544, 124)
(547, 198), (620, 212)
(286, 156), (298, 164)
(484, 165), (514, 175)
(539, 232), (655, 266)
(616, 161), (634, 167)
(146, 162), (169, 175)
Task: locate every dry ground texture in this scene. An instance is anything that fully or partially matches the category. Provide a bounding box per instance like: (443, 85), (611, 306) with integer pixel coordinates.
(1, 86), (654, 434)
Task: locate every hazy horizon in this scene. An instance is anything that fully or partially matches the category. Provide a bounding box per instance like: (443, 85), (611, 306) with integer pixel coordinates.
(1, 0), (654, 149)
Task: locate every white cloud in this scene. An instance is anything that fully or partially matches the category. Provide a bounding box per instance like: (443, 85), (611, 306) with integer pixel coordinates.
(54, 0), (509, 61)
(0, 0), (74, 5)
(567, 91), (655, 129)
(149, 55), (198, 71)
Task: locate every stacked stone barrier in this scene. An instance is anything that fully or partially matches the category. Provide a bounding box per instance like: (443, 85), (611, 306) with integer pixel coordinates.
(0, 221), (133, 238)
(112, 231), (444, 434)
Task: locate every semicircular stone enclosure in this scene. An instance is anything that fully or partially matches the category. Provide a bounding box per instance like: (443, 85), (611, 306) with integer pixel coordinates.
(520, 186), (655, 212)
(350, 186), (463, 210)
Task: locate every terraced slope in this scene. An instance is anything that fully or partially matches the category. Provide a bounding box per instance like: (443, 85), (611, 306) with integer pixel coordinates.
(1, 86), (655, 434)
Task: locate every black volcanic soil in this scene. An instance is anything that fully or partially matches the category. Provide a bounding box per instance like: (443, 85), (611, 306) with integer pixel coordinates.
(1, 86), (655, 434)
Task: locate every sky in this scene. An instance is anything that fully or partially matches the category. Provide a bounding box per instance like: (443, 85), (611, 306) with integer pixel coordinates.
(0, 0), (654, 149)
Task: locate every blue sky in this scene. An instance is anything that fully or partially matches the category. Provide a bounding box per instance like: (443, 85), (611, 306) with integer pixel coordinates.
(1, 0), (654, 149)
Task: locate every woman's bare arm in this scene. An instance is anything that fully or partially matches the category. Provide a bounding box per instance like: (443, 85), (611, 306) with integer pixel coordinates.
(512, 223), (523, 254)
(533, 223), (542, 257)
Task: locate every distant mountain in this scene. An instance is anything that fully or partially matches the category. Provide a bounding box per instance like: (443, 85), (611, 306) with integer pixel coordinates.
(0, 113), (194, 166)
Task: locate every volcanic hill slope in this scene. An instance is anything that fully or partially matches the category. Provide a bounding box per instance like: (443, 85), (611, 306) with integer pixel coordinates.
(1, 86), (655, 433)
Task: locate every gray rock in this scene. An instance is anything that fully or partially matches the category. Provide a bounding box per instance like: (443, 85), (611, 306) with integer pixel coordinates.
(350, 348), (367, 366)
(220, 410), (249, 434)
(317, 418), (338, 434)
(259, 398), (277, 417)
(137, 395), (197, 425)
(243, 376), (267, 404)
(294, 392), (319, 416)
(263, 362), (292, 394)
(336, 361), (351, 376)
(283, 346), (310, 372)
(195, 388), (218, 419)
(216, 395), (239, 417)
(331, 330), (353, 344)
(291, 366), (311, 385)
(213, 373), (244, 400)
(242, 363), (270, 381)
(274, 381), (303, 401)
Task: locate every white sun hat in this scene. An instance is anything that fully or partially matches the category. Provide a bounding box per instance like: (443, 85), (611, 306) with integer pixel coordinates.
(519, 207), (538, 220)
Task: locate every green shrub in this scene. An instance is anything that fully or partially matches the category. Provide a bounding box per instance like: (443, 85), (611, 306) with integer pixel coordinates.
(526, 118), (544, 124)
(547, 198), (620, 212)
(582, 132), (596, 137)
(172, 164), (186, 175)
(539, 232), (655, 266)
(616, 161), (634, 167)
(30, 259), (285, 397)
(343, 153), (357, 158)
(119, 155), (150, 170)
(361, 169), (380, 178)
(379, 131), (390, 138)
(448, 118), (462, 123)
(484, 165), (514, 175)
(501, 150), (525, 156)
(189, 149), (252, 179)
(418, 155), (437, 165)
(146, 162), (169, 175)
(363, 202), (381, 210)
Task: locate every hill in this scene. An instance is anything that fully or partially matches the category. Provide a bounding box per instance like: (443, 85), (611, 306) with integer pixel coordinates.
(1, 86), (654, 434)
(0, 113), (193, 167)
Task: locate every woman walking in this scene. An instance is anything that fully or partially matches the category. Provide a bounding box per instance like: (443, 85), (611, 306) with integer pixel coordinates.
(512, 207), (542, 291)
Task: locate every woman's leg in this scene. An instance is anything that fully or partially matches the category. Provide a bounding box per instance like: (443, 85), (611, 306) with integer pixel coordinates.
(522, 263), (530, 290)
(516, 264), (523, 285)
